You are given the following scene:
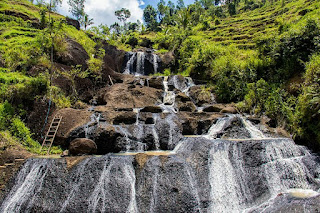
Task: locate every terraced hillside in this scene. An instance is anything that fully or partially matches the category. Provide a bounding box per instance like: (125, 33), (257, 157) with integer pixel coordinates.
(195, 0), (319, 49)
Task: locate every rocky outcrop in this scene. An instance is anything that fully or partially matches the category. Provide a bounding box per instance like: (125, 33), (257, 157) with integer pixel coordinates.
(148, 77), (164, 90)
(113, 112), (136, 125)
(50, 108), (92, 147)
(221, 106), (237, 114)
(55, 38), (89, 70)
(66, 17), (80, 30)
(69, 138), (97, 156)
(97, 83), (163, 108)
(203, 104), (225, 112)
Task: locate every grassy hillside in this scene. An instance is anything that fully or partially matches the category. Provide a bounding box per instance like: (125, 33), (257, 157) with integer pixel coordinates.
(0, 0), (100, 154)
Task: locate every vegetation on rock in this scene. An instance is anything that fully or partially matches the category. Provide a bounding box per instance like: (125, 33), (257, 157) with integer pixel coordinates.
(0, 0), (320, 152)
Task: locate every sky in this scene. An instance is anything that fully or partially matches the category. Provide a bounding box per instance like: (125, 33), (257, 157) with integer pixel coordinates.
(53, 0), (195, 27)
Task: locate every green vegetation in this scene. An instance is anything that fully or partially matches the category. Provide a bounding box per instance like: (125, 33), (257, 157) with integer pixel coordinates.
(120, 0), (319, 150)
(1, 0), (320, 151)
(0, 0), (98, 154)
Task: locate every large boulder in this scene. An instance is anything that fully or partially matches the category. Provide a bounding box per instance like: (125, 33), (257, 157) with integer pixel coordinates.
(91, 126), (123, 154)
(113, 112), (137, 125)
(221, 106), (237, 114)
(51, 108), (92, 147)
(203, 104), (225, 112)
(148, 77), (164, 90)
(66, 17), (80, 30)
(69, 138), (97, 156)
(177, 102), (197, 112)
(98, 83), (163, 108)
(55, 38), (89, 70)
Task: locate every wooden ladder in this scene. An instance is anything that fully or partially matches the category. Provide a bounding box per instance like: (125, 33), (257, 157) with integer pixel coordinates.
(40, 115), (62, 155)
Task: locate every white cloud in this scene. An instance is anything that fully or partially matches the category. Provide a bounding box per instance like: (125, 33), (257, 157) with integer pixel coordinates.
(54, 0), (144, 27)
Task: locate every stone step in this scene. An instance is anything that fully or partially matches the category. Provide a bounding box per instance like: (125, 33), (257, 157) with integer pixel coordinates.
(0, 166), (6, 169)
(4, 163), (15, 167)
(15, 159), (25, 162)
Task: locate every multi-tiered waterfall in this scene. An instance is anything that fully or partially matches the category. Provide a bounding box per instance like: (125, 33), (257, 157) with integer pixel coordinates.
(1, 53), (320, 213)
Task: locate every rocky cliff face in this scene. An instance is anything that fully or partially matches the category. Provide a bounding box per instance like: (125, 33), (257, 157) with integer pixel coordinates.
(1, 137), (320, 212)
(2, 48), (320, 212)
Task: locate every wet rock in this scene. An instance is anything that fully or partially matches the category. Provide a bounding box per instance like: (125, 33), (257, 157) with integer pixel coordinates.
(203, 104), (225, 112)
(155, 118), (183, 150)
(92, 126), (123, 154)
(148, 77), (164, 90)
(113, 112), (137, 125)
(249, 193), (320, 213)
(66, 17), (80, 30)
(145, 117), (155, 124)
(178, 102), (197, 112)
(168, 75), (188, 92)
(197, 119), (214, 135)
(182, 118), (198, 135)
(69, 138), (97, 156)
(141, 106), (162, 113)
(221, 118), (251, 139)
(176, 92), (191, 102)
(220, 106), (237, 114)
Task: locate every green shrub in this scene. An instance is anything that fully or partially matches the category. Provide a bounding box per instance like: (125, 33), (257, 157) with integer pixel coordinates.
(293, 53), (320, 142)
(0, 101), (14, 130)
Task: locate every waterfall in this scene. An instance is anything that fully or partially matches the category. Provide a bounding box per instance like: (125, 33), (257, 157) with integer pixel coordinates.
(209, 143), (243, 212)
(153, 54), (159, 74)
(160, 76), (177, 113)
(124, 52), (136, 74)
(123, 52), (159, 76)
(240, 116), (266, 139)
(204, 115), (234, 139)
(87, 156), (137, 213)
(3, 73), (320, 213)
(136, 52), (145, 76)
(0, 159), (54, 213)
(204, 115), (266, 139)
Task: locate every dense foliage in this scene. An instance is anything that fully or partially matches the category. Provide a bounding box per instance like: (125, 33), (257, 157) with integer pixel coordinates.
(1, 0), (320, 152)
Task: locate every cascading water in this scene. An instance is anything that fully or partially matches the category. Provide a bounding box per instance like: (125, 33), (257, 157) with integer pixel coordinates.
(153, 54), (159, 74)
(204, 114), (267, 140)
(2, 69), (320, 212)
(124, 52), (136, 74)
(123, 52), (160, 76)
(136, 52), (145, 76)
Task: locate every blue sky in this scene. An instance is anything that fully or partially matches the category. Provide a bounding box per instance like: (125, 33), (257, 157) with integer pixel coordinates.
(141, 0), (195, 8)
(54, 0), (195, 27)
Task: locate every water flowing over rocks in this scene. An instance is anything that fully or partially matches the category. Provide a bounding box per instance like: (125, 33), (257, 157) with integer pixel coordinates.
(2, 51), (320, 212)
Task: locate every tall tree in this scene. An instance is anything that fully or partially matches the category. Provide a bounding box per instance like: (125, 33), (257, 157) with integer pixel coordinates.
(177, 0), (185, 10)
(199, 0), (214, 9)
(115, 8), (131, 24)
(167, 1), (176, 16)
(143, 5), (158, 31)
(68, 0), (85, 21)
(157, 0), (166, 22)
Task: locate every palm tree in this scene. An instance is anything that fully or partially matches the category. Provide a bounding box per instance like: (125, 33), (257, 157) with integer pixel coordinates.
(81, 13), (94, 30)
